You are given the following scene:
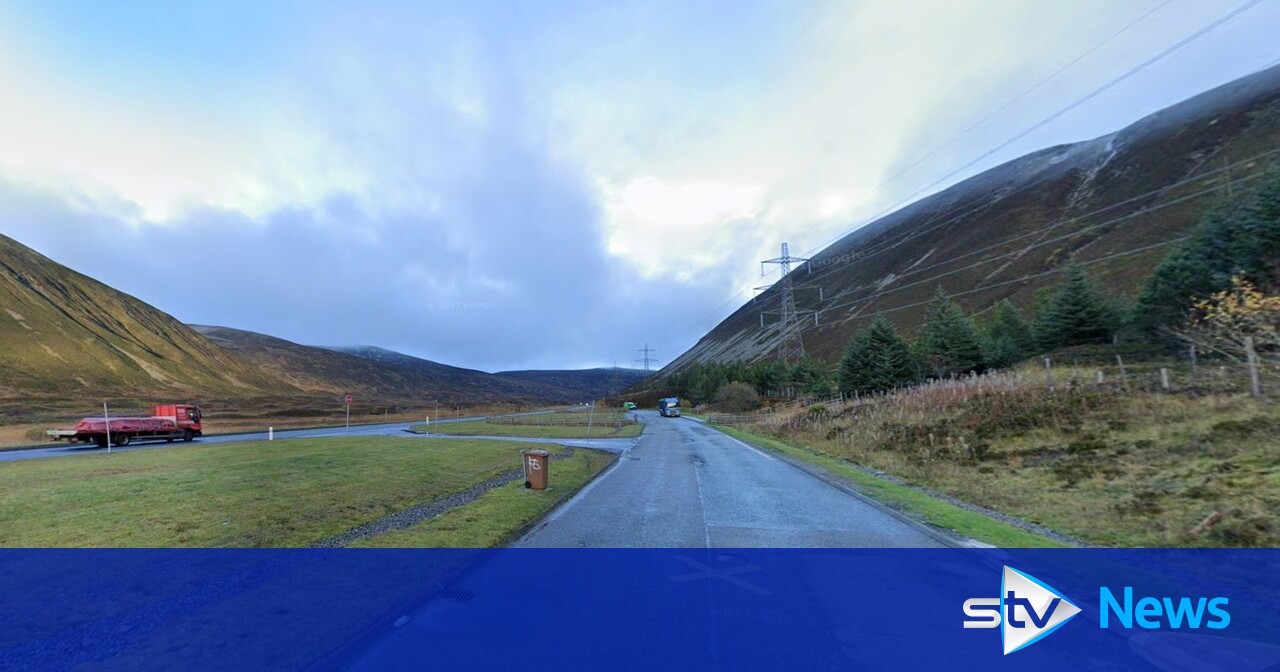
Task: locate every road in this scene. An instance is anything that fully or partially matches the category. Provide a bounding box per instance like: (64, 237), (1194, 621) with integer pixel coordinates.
(0, 410), (563, 463)
(345, 413), (965, 671)
(517, 411), (948, 548)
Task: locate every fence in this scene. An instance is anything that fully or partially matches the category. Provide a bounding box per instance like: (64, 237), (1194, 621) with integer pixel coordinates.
(705, 353), (1275, 428)
(488, 412), (637, 429)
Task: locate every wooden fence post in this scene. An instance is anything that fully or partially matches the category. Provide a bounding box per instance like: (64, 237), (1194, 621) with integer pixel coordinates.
(1160, 367), (1170, 391)
(1116, 355), (1128, 387)
(1045, 357), (1054, 390)
(1245, 336), (1263, 398)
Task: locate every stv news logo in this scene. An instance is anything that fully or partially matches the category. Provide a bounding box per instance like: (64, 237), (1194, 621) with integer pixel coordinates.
(963, 566), (1232, 655)
(963, 566), (1081, 655)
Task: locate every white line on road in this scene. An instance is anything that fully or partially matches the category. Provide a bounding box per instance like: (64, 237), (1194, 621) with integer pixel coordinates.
(522, 450), (628, 531)
(725, 435), (776, 462)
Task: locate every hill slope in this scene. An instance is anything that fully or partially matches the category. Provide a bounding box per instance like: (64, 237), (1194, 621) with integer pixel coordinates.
(495, 368), (652, 400)
(193, 329), (571, 405)
(0, 233), (282, 402)
(668, 63), (1280, 372)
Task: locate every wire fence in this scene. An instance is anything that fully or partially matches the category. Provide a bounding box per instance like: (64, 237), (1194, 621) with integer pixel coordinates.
(488, 412), (638, 429)
(705, 352), (1275, 427)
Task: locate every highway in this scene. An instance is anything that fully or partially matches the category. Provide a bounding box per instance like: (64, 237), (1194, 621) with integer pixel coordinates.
(517, 411), (948, 548)
(0, 410), (560, 463)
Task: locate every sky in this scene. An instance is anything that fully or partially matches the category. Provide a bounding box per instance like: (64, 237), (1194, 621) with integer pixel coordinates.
(0, 0), (1278, 372)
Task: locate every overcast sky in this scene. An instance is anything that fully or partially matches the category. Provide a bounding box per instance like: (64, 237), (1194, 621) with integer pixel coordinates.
(0, 1), (1277, 371)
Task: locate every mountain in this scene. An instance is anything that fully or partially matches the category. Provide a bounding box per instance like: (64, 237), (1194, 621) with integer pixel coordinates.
(194, 329), (569, 404)
(0, 233), (283, 403)
(667, 63), (1280, 372)
(495, 368), (652, 400)
(0, 231), (625, 410)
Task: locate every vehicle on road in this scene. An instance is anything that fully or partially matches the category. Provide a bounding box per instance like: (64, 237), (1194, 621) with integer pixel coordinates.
(658, 397), (681, 417)
(47, 403), (204, 448)
(623, 401), (637, 411)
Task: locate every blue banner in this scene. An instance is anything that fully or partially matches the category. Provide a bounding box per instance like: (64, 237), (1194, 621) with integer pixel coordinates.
(2, 549), (1278, 671)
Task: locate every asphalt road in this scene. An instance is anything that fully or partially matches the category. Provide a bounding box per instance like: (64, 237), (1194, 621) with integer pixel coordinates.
(0, 410), (561, 463)
(516, 411), (947, 548)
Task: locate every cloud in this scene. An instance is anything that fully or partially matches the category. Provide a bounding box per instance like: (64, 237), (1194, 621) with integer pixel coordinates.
(1, 0), (1277, 372)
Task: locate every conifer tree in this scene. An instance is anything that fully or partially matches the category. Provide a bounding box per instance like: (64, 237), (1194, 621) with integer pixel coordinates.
(915, 288), (985, 377)
(983, 299), (1034, 367)
(1035, 265), (1120, 350)
(838, 315), (919, 395)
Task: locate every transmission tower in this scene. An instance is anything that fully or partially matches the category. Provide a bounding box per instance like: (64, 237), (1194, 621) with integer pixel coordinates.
(760, 242), (811, 365)
(635, 343), (658, 371)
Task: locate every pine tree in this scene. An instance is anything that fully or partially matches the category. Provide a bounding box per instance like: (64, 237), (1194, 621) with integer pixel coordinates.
(1231, 166), (1280, 283)
(838, 316), (919, 395)
(1133, 205), (1239, 335)
(915, 288), (985, 377)
(1035, 265), (1121, 350)
(983, 299), (1034, 368)
(1134, 165), (1280, 334)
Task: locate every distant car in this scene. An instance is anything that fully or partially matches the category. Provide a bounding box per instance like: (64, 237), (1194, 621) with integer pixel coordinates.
(623, 401), (637, 411)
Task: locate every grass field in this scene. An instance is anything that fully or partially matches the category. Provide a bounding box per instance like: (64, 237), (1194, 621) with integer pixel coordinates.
(416, 411), (643, 439)
(355, 449), (612, 547)
(728, 363), (1280, 547)
(0, 436), (582, 547)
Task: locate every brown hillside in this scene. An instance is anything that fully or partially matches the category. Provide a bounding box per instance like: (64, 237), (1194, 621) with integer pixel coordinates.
(668, 64), (1280, 372)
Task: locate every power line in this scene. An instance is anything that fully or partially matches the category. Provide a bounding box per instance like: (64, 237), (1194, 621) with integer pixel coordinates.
(666, 5), (1174, 347)
(820, 237), (1190, 330)
(795, 0), (1267, 264)
(667, 0), (1267, 359)
(802, 162), (1275, 316)
(811, 168), (1269, 323)
(847, 0), (1174, 224)
(775, 146), (1280, 302)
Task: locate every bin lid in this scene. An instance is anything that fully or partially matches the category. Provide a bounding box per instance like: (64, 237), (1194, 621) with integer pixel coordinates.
(522, 449), (551, 456)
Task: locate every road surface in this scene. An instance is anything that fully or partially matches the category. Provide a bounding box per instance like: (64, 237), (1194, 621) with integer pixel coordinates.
(0, 410), (560, 463)
(517, 411), (947, 548)
(346, 413), (963, 671)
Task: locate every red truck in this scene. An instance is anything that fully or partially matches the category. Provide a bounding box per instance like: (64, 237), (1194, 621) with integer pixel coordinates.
(47, 404), (204, 448)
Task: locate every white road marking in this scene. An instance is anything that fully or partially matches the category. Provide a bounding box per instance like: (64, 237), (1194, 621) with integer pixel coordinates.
(520, 450), (628, 531)
(724, 435), (777, 462)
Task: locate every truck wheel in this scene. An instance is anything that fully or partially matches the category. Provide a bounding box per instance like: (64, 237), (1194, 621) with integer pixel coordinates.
(183, 429), (194, 442)
(94, 436), (108, 448)
(113, 434), (131, 447)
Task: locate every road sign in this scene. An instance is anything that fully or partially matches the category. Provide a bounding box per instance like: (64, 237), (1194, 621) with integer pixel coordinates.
(345, 394), (353, 404)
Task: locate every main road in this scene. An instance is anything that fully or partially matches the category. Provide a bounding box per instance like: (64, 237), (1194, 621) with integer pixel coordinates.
(517, 410), (948, 548)
(0, 410), (562, 463)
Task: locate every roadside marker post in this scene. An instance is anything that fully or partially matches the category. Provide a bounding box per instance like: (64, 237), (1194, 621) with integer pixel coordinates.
(268, 427), (274, 441)
(345, 394), (353, 432)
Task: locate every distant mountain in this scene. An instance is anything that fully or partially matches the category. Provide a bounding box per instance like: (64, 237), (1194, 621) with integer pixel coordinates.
(668, 63), (1280, 372)
(194, 329), (567, 404)
(0, 231), (630, 408)
(0, 233), (283, 401)
(495, 368), (652, 401)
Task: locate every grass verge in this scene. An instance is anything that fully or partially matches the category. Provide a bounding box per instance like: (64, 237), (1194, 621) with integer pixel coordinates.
(414, 417), (642, 439)
(714, 425), (1068, 548)
(353, 449), (613, 547)
(0, 436), (542, 547)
